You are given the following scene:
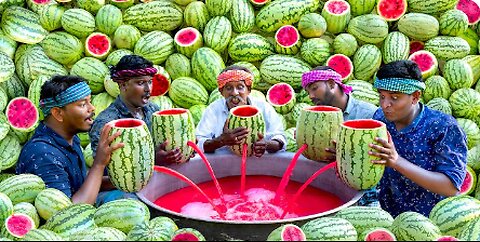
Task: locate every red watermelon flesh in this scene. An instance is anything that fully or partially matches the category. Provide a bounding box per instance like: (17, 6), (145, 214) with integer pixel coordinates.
(31, 0), (51, 4)
(377, 0), (407, 21)
(172, 234), (199, 241)
(364, 229), (396, 241)
(112, 118), (144, 128)
(281, 225), (306, 241)
(156, 108), (188, 116)
(151, 74), (170, 96)
(326, 0), (350, 14)
(6, 97), (39, 132)
(251, 0), (268, 3)
(343, 119), (385, 129)
(408, 50), (438, 78)
(436, 236), (460, 241)
(231, 106), (259, 117)
(175, 28), (200, 46)
(275, 25), (300, 47)
(86, 33), (111, 57)
(460, 166), (476, 195)
(266, 83), (295, 106)
(456, 0), (480, 25)
(326, 54), (353, 80)
(5, 214), (35, 238)
(307, 106), (341, 112)
(409, 40), (425, 55)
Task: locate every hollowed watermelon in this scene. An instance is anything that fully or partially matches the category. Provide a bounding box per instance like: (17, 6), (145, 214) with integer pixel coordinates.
(460, 165), (476, 195)
(267, 224), (306, 241)
(151, 66), (171, 97)
(456, 0), (480, 25)
(266, 83), (296, 115)
(5, 214), (36, 238)
(377, 0), (407, 21)
(275, 25), (301, 55)
(6, 97), (39, 133)
(326, 54), (353, 80)
(321, 0), (351, 34)
(408, 50), (438, 79)
(85, 32), (112, 60)
(174, 27), (203, 58)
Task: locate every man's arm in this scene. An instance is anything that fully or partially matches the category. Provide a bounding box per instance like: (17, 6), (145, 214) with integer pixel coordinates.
(196, 105), (221, 153)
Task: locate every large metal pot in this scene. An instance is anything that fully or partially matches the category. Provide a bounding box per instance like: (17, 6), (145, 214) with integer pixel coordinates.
(137, 149), (363, 241)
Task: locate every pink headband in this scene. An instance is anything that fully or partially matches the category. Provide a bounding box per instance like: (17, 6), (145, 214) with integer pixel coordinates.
(111, 67), (158, 82)
(301, 70), (353, 94)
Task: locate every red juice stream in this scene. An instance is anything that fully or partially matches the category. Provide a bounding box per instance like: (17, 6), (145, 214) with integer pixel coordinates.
(153, 166), (226, 219)
(274, 144), (308, 202)
(240, 143), (247, 197)
(280, 162), (337, 219)
(187, 141), (226, 205)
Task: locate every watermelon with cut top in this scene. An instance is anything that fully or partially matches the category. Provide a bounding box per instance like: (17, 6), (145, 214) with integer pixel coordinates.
(376, 0), (407, 21)
(267, 224), (306, 241)
(171, 228), (205, 241)
(456, 0), (480, 25)
(266, 83), (296, 115)
(5, 97), (39, 133)
(4, 213), (36, 238)
(275, 25), (301, 55)
(460, 165), (477, 195)
(326, 54), (353, 81)
(85, 32), (111, 60)
(408, 50), (438, 80)
(174, 27), (203, 58)
(360, 227), (396, 241)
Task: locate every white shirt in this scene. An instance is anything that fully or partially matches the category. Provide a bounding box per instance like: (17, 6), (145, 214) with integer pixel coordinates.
(196, 97), (287, 153)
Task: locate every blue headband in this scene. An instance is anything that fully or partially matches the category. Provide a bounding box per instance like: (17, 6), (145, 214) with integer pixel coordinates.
(374, 77), (426, 94)
(39, 82), (91, 115)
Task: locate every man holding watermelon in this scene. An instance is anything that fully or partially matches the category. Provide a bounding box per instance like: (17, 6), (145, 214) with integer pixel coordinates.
(196, 65), (286, 156)
(369, 60), (467, 217)
(16, 75), (124, 205)
(301, 66), (379, 207)
(89, 55), (185, 166)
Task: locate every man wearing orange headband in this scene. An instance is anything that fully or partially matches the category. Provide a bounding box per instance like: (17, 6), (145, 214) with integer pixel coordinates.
(196, 65), (286, 156)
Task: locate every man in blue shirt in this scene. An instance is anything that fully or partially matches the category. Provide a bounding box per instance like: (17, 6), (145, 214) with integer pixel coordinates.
(16, 75), (123, 205)
(369, 60), (467, 217)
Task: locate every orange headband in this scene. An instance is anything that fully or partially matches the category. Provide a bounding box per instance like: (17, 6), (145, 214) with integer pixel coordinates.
(217, 70), (254, 89)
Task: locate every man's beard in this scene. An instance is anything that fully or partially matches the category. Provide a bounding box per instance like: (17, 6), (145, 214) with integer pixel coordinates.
(226, 95), (247, 109)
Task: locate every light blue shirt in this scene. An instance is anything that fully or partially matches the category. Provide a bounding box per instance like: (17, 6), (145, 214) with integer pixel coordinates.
(196, 97), (286, 153)
(344, 95), (378, 121)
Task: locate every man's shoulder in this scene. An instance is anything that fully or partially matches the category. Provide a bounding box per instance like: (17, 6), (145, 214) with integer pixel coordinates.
(93, 103), (122, 125)
(351, 97), (378, 111)
(422, 106), (457, 128)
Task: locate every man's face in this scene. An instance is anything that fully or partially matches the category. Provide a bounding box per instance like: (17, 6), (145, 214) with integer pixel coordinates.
(305, 81), (335, 106)
(378, 90), (419, 123)
(119, 76), (153, 108)
(62, 95), (95, 133)
(220, 81), (250, 109)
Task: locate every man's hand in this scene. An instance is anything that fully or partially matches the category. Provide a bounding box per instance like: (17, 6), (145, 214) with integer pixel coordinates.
(253, 133), (266, 157)
(155, 140), (184, 164)
(369, 132), (399, 168)
(94, 123), (124, 167)
(220, 119), (249, 146)
(324, 140), (337, 162)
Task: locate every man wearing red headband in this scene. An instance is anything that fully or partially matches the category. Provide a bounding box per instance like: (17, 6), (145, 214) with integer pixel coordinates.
(196, 65), (286, 156)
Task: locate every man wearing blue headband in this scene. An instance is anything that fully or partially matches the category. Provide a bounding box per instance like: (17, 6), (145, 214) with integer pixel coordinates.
(368, 60), (467, 217)
(16, 75), (124, 205)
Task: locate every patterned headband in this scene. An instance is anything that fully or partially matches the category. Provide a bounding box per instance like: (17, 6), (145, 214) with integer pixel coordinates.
(217, 70), (254, 89)
(39, 81), (92, 116)
(111, 67), (158, 82)
(302, 70), (353, 94)
(374, 77), (426, 94)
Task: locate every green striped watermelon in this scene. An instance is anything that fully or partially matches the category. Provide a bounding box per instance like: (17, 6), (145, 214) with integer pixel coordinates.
(228, 33), (275, 62)
(165, 53), (191, 81)
(301, 217), (357, 241)
(463, 55), (480, 84)
(0, 87), (6, 112)
(1, 6), (48, 44)
(260, 55), (311, 90)
(0, 74), (24, 102)
(383, 32), (410, 64)
(34, 188), (72, 221)
(123, 1), (183, 32)
(61, 8), (95, 38)
(38, 4), (65, 32)
(70, 227), (127, 241)
(94, 199), (150, 234)
(105, 49), (133, 67)
(442, 59), (474, 90)
(184, 1), (210, 32)
(334, 206), (394, 235)
(467, 144), (480, 172)
(423, 76), (452, 102)
(0, 53), (14, 83)
(333, 33), (357, 57)
(134, 31), (174, 65)
(229, 0), (255, 33)
(296, 106), (343, 161)
(457, 118), (480, 149)
(91, 93), (115, 119)
(189, 104), (207, 126)
(227, 105), (266, 157)
(150, 95), (175, 110)
(284, 103), (310, 129)
(76, 0), (105, 14)
(0, 29), (17, 59)
(113, 25), (141, 51)
(169, 77), (209, 108)
(95, 4), (122, 36)
(353, 44), (382, 82)
(127, 217), (178, 241)
(285, 127), (297, 152)
(440, 10), (469, 37)
(459, 217), (480, 241)
(398, 13), (439, 41)
(407, 0), (459, 15)
(429, 195), (480, 237)
(0, 192), (13, 224)
(107, 119), (155, 192)
(0, 135), (21, 171)
(347, 0), (376, 16)
(346, 79), (380, 106)
(0, 113), (10, 142)
(298, 13), (327, 38)
(70, 57), (109, 94)
(321, 0), (351, 34)
(22, 229), (64, 241)
(337, 120), (387, 190)
(40, 31), (83, 66)
(43, 204), (96, 238)
(206, 0), (232, 16)
(267, 224), (306, 241)
(204, 16), (232, 54)
(103, 76), (120, 98)
(300, 38), (331, 67)
(391, 211), (441, 241)
(347, 14), (389, 44)
(13, 202), (40, 228)
(191, 47), (225, 92)
(174, 27), (203, 58)
(0, 174), (45, 205)
(449, 88), (480, 120)
(152, 108), (195, 163)
(424, 36), (471, 61)
(459, 28), (479, 55)
(208, 88), (223, 104)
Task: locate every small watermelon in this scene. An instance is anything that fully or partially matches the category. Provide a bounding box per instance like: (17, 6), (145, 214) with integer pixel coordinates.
(275, 25), (301, 55)
(376, 0), (407, 21)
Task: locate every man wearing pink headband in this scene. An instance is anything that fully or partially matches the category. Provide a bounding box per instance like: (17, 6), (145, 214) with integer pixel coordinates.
(302, 66), (379, 207)
(196, 65), (286, 157)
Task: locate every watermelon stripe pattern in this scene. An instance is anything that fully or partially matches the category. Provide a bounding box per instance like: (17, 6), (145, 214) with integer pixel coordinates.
(70, 57), (109, 94)
(391, 211), (441, 241)
(184, 1), (210, 32)
(206, 0), (232, 17)
(123, 1), (184, 32)
(191, 47), (225, 92)
(152, 109), (195, 163)
(347, 14), (389, 44)
(127, 220), (174, 241)
(38, 4), (65, 32)
(203, 16), (232, 53)
(302, 217), (357, 241)
(459, 217), (480, 241)
(0, 174), (45, 205)
(449, 88), (480, 120)
(71, 227), (127, 241)
(398, 13), (439, 41)
(94, 199), (150, 234)
(424, 36), (471, 61)
(0, 135), (21, 171)
(13, 202), (40, 228)
(228, 33), (275, 62)
(353, 44), (382, 82)
(169, 77), (209, 109)
(95, 4), (123, 36)
(301, 38), (331, 67)
(255, 0), (319, 33)
(22, 229), (64, 241)
(1, 6), (48, 44)
(229, 0), (255, 33)
(383, 32), (410, 64)
(61, 8), (95, 38)
(134, 31), (174, 65)
(34, 188), (72, 221)
(0, 192), (13, 223)
(334, 206), (394, 235)
(260, 55), (311, 90)
(40, 31), (83, 66)
(43, 204), (96, 238)
(228, 105), (266, 156)
(107, 119), (155, 193)
(407, 0), (459, 15)
(0, 53), (15, 83)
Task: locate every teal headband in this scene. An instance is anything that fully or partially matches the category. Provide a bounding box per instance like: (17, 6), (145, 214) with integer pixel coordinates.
(39, 82), (91, 115)
(374, 77), (426, 94)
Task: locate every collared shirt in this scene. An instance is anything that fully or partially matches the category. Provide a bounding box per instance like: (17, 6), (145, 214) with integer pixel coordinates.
(373, 104), (467, 217)
(196, 97), (287, 153)
(16, 122), (87, 198)
(89, 96), (159, 156)
(344, 95), (378, 121)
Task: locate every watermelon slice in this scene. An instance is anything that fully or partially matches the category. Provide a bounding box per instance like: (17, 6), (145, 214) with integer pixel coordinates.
(460, 165), (477, 195)
(436, 236), (460, 241)
(266, 83), (296, 115)
(275, 25), (301, 55)
(151, 66), (171, 97)
(361, 228), (397, 241)
(174, 27), (203, 58)
(377, 0), (407, 21)
(267, 224), (307, 241)
(409, 40), (425, 55)
(6, 97), (39, 133)
(326, 54), (353, 81)
(171, 228), (205, 241)
(5, 214), (36, 238)
(408, 50), (438, 80)
(456, 0), (480, 25)
(85, 32), (112, 60)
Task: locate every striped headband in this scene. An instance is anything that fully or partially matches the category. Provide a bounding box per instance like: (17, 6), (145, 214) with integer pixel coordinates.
(301, 70), (353, 94)
(217, 70), (254, 89)
(374, 77), (426, 94)
(111, 67), (158, 82)
(39, 81), (92, 116)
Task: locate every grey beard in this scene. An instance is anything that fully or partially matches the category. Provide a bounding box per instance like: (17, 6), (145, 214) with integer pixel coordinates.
(226, 95), (246, 104)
